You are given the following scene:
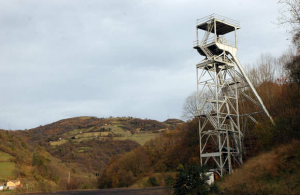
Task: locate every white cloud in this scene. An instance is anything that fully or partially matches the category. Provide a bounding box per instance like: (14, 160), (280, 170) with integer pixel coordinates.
(0, 0), (290, 129)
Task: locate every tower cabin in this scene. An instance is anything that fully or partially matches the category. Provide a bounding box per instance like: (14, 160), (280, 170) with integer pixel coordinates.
(193, 14), (240, 69)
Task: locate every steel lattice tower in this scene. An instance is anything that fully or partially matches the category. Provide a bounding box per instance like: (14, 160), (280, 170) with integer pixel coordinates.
(193, 14), (273, 176)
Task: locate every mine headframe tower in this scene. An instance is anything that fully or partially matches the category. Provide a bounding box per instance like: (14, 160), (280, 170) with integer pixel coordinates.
(193, 14), (273, 176)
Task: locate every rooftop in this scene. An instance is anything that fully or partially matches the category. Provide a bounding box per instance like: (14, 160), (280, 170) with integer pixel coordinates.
(196, 14), (240, 35)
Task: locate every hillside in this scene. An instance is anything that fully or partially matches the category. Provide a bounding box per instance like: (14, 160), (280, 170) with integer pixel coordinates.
(0, 130), (92, 192)
(14, 117), (183, 175)
(98, 120), (200, 188)
(16, 116), (182, 146)
(97, 64), (300, 190)
(218, 140), (300, 195)
(0, 116), (183, 192)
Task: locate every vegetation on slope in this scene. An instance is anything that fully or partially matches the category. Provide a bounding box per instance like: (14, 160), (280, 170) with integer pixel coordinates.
(98, 46), (300, 192)
(17, 117), (181, 145)
(0, 117), (182, 192)
(98, 120), (200, 188)
(219, 140), (300, 195)
(47, 139), (140, 175)
(0, 130), (76, 192)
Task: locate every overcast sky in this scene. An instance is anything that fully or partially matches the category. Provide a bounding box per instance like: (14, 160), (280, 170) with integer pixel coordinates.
(0, 0), (291, 130)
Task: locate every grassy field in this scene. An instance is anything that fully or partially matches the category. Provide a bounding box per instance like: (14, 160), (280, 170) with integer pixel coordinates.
(0, 162), (16, 179)
(50, 139), (67, 146)
(0, 152), (15, 179)
(49, 120), (163, 146)
(50, 130), (159, 146)
(113, 133), (159, 145)
(107, 124), (160, 145)
(63, 127), (96, 137)
(76, 132), (102, 138)
(107, 125), (126, 135)
(0, 152), (13, 162)
(78, 146), (92, 152)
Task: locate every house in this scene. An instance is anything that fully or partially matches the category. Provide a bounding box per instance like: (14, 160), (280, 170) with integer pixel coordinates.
(6, 180), (22, 190)
(7, 180), (20, 187)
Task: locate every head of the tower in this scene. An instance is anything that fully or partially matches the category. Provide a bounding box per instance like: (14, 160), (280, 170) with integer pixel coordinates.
(193, 14), (240, 59)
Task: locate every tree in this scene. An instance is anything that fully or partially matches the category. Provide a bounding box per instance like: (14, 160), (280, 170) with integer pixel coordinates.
(277, 0), (300, 47)
(285, 55), (300, 86)
(173, 165), (210, 195)
(276, 0), (300, 87)
(246, 54), (276, 86)
(181, 91), (211, 121)
(147, 177), (159, 186)
(182, 92), (198, 120)
(165, 175), (175, 186)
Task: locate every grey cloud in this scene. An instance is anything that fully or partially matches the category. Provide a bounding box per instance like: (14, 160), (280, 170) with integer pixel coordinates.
(0, 0), (290, 129)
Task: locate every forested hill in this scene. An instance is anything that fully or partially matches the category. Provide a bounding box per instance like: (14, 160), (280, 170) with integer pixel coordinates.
(14, 116), (183, 145)
(0, 116), (183, 192)
(13, 117), (183, 178)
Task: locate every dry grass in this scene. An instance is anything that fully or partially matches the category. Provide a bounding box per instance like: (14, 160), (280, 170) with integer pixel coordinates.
(218, 140), (300, 195)
(113, 133), (159, 145)
(50, 139), (67, 146)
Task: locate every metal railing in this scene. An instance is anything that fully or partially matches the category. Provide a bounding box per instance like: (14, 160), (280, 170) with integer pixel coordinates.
(220, 124), (231, 130)
(196, 14), (240, 27)
(194, 36), (235, 48)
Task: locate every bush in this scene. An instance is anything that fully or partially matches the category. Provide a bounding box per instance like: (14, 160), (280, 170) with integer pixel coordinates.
(165, 175), (175, 186)
(173, 165), (210, 195)
(147, 177), (159, 186)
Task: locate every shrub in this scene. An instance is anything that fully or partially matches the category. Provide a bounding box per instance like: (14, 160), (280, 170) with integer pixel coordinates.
(147, 177), (159, 186)
(165, 175), (175, 186)
(173, 165), (210, 195)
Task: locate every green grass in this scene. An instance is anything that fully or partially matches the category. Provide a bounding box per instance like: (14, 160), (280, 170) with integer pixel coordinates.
(63, 128), (82, 136)
(77, 147), (92, 153)
(0, 162), (15, 179)
(49, 122), (160, 146)
(76, 132), (102, 138)
(107, 125), (128, 136)
(63, 127), (96, 137)
(73, 137), (100, 142)
(0, 152), (13, 162)
(113, 133), (159, 145)
(0, 152), (15, 179)
(50, 139), (67, 146)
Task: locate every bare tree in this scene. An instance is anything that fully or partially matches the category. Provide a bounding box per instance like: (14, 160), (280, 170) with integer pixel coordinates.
(181, 90), (212, 120)
(285, 54), (300, 86)
(277, 0), (300, 46)
(277, 48), (296, 82)
(181, 91), (198, 120)
(246, 53), (277, 86)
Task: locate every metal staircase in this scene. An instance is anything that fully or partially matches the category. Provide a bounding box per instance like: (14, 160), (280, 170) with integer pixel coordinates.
(201, 21), (214, 45)
(199, 20), (214, 59)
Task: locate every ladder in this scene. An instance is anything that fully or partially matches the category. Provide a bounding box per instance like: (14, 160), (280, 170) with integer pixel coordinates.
(201, 46), (213, 59)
